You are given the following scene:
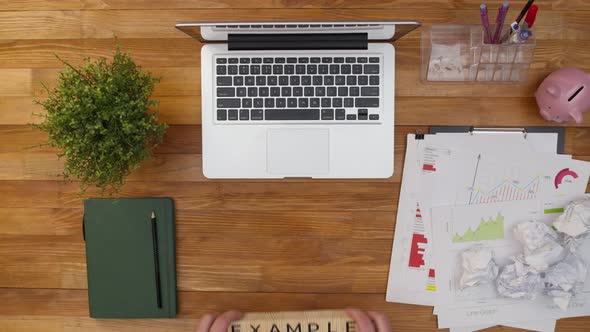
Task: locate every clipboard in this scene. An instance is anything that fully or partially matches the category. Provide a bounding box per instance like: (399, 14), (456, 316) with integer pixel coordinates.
(428, 126), (566, 154)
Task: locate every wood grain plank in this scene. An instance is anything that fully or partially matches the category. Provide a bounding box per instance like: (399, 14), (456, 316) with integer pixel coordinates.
(0, 0), (81, 10)
(0, 11), (81, 40)
(77, 9), (590, 40)
(0, 39), (82, 69)
(2, 289), (590, 332)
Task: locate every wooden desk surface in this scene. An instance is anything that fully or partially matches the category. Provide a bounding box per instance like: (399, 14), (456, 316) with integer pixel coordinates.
(1, 1), (590, 331)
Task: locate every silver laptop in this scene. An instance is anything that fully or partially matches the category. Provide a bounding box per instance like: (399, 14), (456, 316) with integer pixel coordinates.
(176, 22), (420, 179)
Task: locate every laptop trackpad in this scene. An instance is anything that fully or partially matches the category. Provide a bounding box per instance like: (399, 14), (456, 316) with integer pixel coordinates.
(267, 128), (330, 176)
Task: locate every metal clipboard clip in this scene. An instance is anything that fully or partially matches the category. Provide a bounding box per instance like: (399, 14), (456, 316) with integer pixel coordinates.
(469, 127), (528, 139)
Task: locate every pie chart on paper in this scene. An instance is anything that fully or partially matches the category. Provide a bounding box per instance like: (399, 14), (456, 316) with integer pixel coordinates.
(554, 168), (579, 189)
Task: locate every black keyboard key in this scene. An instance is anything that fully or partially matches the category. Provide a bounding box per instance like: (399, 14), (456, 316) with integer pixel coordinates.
(304, 87), (314, 96)
(287, 98), (297, 107)
(345, 57), (356, 63)
(327, 87), (337, 96)
(361, 87), (379, 96)
(335, 76), (345, 85)
(247, 87), (257, 97)
(254, 98), (263, 108)
(319, 64), (329, 74)
(276, 98), (286, 108)
(322, 57), (332, 63)
(338, 87), (348, 96)
(356, 98), (379, 107)
(275, 57), (285, 63)
(279, 76), (289, 86)
(370, 76), (379, 85)
(259, 87), (269, 97)
(228, 65), (238, 75)
(350, 87), (360, 96)
(333, 98), (342, 107)
(310, 98), (320, 107)
(347, 114), (357, 120)
(217, 58), (227, 64)
(290, 76), (300, 86)
(240, 109), (249, 120)
(251, 109), (263, 120)
(217, 109), (227, 120)
(217, 87), (235, 97)
(313, 76), (323, 86)
(256, 76), (266, 86)
(251, 65), (261, 75)
(296, 65), (306, 74)
(352, 64), (362, 74)
(239, 65), (249, 75)
(330, 65), (339, 74)
(217, 65), (226, 75)
(265, 109), (319, 120)
(324, 76), (334, 85)
(336, 109), (346, 120)
(301, 76), (312, 85)
(273, 65), (283, 74)
(357, 57), (368, 63)
(298, 57), (309, 63)
(240, 58), (250, 64)
(233, 76), (244, 86)
(344, 97), (354, 107)
(271, 87), (280, 96)
(217, 76), (232, 86)
(307, 64), (317, 74)
(369, 57), (380, 63)
(299, 98), (309, 107)
(315, 87), (326, 96)
(287, 57), (297, 63)
(281, 87), (291, 96)
(265, 98), (274, 108)
(228, 58), (238, 64)
(358, 108), (368, 120)
(285, 65), (294, 74)
(364, 64), (379, 74)
(268, 76), (277, 85)
(358, 76), (368, 85)
(293, 87), (303, 96)
(243, 98), (253, 108)
(262, 65), (272, 74)
(252, 57), (262, 63)
(341, 64), (351, 74)
(369, 114), (379, 120)
(217, 98), (240, 108)
(263, 57), (273, 63)
(321, 109), (334, 120)
(245, 76), (255, 86)
(228, 109), (239, 120)
(321, 98), (331, 107)
(310, 57), (321, 63)
(347, 75), (357, 85)
(334, 57), (344, 63)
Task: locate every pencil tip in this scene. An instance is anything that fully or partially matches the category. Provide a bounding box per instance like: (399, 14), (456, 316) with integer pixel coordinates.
(151, 211), (155, 218)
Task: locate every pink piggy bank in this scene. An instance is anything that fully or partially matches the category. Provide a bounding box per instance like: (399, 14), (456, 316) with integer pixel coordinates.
(536, 67), (590, 124)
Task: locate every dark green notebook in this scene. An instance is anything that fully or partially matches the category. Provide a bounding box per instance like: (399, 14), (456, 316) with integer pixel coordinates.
(83, 198), (176, 318)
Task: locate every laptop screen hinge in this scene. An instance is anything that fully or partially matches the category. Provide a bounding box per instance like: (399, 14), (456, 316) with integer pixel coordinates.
(228, 33), (368, 51)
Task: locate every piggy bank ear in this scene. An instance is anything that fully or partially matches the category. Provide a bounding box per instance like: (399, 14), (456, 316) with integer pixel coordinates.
(546, 85), (561, 98)
(569, 110), (584, 124)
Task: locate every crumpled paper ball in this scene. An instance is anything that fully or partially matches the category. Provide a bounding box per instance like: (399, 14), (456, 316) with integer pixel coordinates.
(544, 253), (588, 310)
(496, 259), (542, 300)
(513, 221), (565, 272)
(459, 247), (499, 289)
(554, 198), (590, 238)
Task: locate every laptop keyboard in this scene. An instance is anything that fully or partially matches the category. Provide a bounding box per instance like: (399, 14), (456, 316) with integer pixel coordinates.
(214, 55), (382, 122)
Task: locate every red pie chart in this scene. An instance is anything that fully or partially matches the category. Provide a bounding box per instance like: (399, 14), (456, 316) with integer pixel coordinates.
(554, 168), (579, 189)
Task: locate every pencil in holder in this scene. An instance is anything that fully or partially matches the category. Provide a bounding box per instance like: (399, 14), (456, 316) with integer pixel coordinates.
(421, 24), (536, 82)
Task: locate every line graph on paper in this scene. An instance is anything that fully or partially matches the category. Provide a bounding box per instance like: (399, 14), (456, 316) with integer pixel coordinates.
(466, 154), (552, 205)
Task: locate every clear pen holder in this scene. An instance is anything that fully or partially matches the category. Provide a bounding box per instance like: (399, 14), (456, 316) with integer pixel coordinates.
(421, 24), (536, 82)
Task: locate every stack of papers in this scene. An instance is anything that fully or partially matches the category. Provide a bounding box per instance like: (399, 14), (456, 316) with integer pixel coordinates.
(386, 131), (590, 332)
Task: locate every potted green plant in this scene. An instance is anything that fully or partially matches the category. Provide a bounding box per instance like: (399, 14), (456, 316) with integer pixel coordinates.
(34, 43), (167, 195)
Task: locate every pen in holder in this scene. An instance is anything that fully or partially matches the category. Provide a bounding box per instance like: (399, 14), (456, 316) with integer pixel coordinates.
(421, 24), (536, 82)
